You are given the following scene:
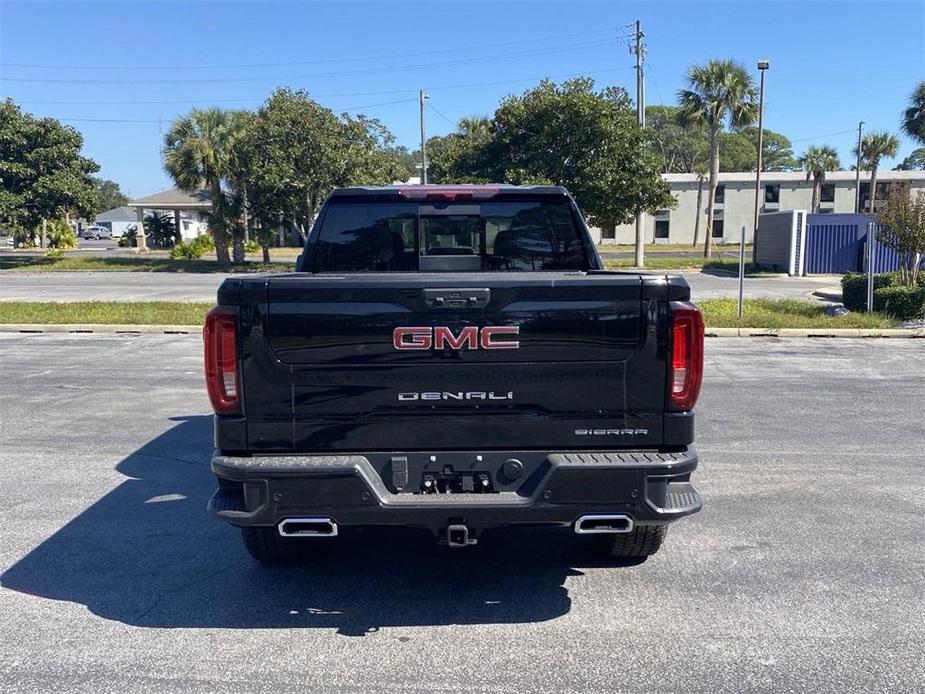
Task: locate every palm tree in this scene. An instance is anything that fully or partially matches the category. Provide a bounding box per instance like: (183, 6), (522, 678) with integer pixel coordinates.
(854, 131), (900, 213)
(799, 145), (841, 213)
(901, 81), (925, 146)
(163, 108), (237, 267)
(678, 59), (759, 257)
(457, 115), (491, 141)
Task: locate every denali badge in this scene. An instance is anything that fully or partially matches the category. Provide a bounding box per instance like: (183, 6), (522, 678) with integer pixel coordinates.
(393, 326), (520, 351)
(399, 391), (514, 402)
(575, 428), (649, 436)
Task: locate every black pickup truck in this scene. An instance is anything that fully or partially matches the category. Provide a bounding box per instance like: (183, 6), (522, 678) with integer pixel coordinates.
(205, 185), (703, 563)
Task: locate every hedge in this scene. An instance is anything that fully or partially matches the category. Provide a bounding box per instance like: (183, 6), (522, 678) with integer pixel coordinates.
(873, 285), (925, 320)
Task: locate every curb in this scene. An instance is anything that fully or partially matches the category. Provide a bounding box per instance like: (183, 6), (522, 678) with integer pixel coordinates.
(0, 323), (200, 334)
(2, 324), (924, 338)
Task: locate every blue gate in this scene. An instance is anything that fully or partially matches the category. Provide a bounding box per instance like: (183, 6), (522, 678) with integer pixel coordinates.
(803, 215), (868, 274)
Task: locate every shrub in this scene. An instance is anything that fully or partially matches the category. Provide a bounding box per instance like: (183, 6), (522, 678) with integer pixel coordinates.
(43, 219), (77, 249)
(169, 234), (215, 260)
(842, 272), (896, 311)
(118, 229), (137, 248)
(873, 285), (925, 320)
(245, 239), (260, 254)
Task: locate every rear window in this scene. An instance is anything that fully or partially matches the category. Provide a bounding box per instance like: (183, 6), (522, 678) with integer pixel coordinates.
(306, 198), (591, 272)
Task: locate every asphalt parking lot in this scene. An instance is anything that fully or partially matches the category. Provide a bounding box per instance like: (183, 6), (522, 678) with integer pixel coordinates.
(0, 334), (922, 693)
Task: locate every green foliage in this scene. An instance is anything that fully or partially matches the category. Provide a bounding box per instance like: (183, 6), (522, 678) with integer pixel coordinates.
(895, 148), (925, 171)
(44, 248), (64, 259)
(43, 218), (77, 249)
(876, 189), (925, 285)
(901, 81), (925, 146)
(800, 145), (841, 212)
(736, 127), (798, 171)
(92, 177), (129, 211)
(645, 105), (709, 173)
(874, 285), (925, 320)
(427, 78), (674, 227)
(143, 212), (179, 247)
(841, 272), (897, 311)
(0, 301), (212, 326)
(718, 131), (756, 172)
(169, 234), (215, 260)
(244, 239), (260, 254)
(699, 298), (897, 329)
(117, 227), (137, 248)
(0, 99), (101, 229)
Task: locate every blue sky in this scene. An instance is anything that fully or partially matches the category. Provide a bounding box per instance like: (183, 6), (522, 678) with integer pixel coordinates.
(1, 0), (923, 197)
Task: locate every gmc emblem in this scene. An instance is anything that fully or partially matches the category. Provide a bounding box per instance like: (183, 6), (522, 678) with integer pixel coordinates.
(393, 326), (520, 351)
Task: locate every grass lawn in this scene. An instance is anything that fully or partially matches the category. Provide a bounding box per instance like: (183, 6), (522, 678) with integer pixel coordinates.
(603, 257), (772, 273)
(0, 299), (899, 330)
(0, 302), (212, 325)
(0, 254), (294, 273)
(699, 298), (898, 329)
(598, 243), (752, 255)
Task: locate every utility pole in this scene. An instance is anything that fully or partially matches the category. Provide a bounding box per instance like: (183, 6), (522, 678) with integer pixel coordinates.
(419, 90), (428, 185)
(854, 121), (864, 213)
(752, 60), (769, 259)
(632, 20), (645, 268)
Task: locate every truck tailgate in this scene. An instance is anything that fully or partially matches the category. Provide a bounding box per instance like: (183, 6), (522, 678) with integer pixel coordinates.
(238, 272), (671, 451)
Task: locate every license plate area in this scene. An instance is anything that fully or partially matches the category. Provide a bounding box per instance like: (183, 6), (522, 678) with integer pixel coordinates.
(419, 466), (496, 494)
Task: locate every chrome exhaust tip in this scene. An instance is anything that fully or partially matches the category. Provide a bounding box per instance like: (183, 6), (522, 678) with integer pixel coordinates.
(574, 514), (633, 534)
(277, 517), (338, 538)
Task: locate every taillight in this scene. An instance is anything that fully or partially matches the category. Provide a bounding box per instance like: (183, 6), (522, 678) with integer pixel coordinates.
(204, 306), (240, 415)
(669, 302), (704, 412)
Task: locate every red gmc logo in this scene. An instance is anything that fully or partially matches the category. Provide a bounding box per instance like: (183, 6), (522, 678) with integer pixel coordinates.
(393, 326), (520, 351)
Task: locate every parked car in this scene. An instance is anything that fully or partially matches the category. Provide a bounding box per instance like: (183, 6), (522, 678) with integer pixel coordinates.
(204, 185), (705, 564)
(79, 225), (113, 240)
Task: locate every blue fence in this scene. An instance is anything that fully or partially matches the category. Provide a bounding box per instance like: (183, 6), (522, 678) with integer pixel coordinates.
(803, 214), (922, 274)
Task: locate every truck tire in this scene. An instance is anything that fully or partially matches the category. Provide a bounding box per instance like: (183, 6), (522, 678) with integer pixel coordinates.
(240, 526), (303, 564)
(595, 525), (667, 558)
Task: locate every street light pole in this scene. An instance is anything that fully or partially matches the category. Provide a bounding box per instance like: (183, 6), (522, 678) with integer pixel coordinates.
(743, 59), (769, 322)
(419, 90), (428, 185)
(854, 121), (864, 213)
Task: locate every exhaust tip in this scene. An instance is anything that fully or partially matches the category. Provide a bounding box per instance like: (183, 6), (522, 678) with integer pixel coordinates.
(278, 517), (338, 538)
(574, 514), (633, 535)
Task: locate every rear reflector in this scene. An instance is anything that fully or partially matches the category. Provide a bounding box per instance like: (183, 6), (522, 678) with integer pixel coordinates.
(669, 302), (704, 412)
(204, 306), (240, 415)
(398, 185), (499, 201)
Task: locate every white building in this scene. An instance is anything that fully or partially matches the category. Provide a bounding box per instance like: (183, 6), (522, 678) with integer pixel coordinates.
(594, 170), (925, 245)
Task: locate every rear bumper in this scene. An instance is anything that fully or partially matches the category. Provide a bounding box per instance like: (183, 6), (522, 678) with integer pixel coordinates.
(208, 447), (702, 532)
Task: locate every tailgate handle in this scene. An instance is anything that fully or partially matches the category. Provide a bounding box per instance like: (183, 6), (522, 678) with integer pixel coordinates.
(424, 288), (490, 309)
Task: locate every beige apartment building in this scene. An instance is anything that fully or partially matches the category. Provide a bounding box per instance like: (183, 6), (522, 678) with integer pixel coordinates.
(594, 170), (925, 245)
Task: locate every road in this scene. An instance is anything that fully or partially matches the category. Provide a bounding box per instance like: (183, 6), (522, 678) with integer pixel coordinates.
(0, 270), (840, 304)
(0, 334), (921, 693)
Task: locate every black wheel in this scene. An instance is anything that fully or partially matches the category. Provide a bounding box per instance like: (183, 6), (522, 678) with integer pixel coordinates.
(240, 526), (303, 564)
(595, 525), (668, 558)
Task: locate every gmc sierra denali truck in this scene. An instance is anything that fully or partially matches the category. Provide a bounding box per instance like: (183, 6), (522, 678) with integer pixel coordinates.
(205, 185), (703, 563)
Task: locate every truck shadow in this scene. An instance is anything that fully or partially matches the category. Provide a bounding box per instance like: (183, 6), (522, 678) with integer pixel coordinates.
(1, 415), (641, 636)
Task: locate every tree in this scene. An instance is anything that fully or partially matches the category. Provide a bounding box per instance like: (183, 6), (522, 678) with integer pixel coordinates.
(876, 188), (925, 286)
(854, 131), (900, 213)
(143, 211), (178, 247)
(799, 145), (841, 213)
(163, 108), (238, 267)
(0, 100), (100, 245)
(645, 105), (709, 173)
(895, 147), (925, 171)
(678, 59), (759, 257)
(457, 115), (492, 141)
(229, 88), (405, 254)
(718, 131), (757, 171)
(489, 78), (674, 230)
(901, 81), (925, 146)
(737, 127), (798, 171)
(92, 177), (129, 211)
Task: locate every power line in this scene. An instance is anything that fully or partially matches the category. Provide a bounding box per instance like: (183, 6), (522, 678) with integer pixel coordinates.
(13, 66), (635, 106)
(1, 39), (615, 85)
(55, 97), (420, 124)
(427, 102), (458, 128)
(2, 28), (618, 71)
(789, 128), (858, 143)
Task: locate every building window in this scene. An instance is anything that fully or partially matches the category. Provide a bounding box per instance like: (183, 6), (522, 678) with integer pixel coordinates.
(654, 219), (670, 239)
(712, 218), (724, 238)
(601, 225), (615, 239)
(820, 184), (835, 204)
(764, 184), (780, 204)
(714, 185), (725, 204)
